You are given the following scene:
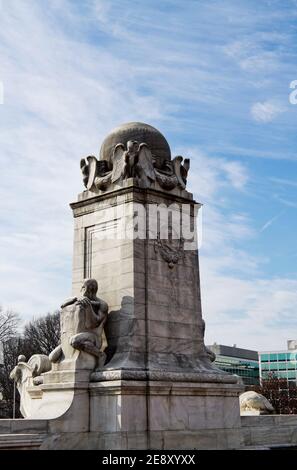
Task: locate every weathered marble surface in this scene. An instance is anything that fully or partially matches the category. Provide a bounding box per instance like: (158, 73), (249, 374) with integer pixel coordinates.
(241, 415), (297, 448)
(10, 355), (51, 417)
(71, 186), (231, 382)
(0, 380), (244, 450)
(88, 380), (243, 433)
(2, 414), (297, 450)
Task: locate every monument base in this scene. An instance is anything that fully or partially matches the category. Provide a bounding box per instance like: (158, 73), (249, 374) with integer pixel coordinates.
(39, 379), (243, 450)
(3, 414), (297, 450)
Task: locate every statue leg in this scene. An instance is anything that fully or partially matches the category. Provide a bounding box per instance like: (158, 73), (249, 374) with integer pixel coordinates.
(49, 344), (63, 363)
(70, 332), (101, 357)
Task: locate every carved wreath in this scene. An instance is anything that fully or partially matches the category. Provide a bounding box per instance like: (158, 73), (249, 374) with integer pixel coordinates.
(154, 236), (185, 269)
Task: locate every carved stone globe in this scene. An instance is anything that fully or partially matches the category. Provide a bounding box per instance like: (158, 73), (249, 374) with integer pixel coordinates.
(99, 122), (171, 166)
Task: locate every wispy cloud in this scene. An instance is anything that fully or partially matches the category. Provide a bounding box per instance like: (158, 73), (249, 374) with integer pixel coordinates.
(203, 273), (297, 350)
(192, 153), (297, 350)
(274, 196), (297, 209)
(251, 100), (285, 123)
(270, 177), (297, 188)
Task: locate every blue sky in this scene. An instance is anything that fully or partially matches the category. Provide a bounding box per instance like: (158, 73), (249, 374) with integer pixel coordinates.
(0, 0), (297, 350)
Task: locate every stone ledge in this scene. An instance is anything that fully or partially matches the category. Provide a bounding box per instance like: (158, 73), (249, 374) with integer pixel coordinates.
(90, 369), (240, 384)
(241, 414), (297, 427)
(241, 415), (297, 448)
(0, 433), (47, 449)
(0, 419), (49, 435)
(39, 428), (242, 450)
(71, 184), (195, 215)
(89, 380), (243, 397)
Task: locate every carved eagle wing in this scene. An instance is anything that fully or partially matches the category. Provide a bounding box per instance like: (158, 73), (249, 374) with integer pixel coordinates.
(138, 143), (156, 182)
(86, 156), (98, 190)
(111, 143), (125, 183)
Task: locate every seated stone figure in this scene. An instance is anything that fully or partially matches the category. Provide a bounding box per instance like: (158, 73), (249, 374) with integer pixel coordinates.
(10, 279), (108, 418)
(49, 278), (108, 367)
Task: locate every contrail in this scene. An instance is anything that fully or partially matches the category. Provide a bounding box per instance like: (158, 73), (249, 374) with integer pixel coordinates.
(260, 210), (285, 233)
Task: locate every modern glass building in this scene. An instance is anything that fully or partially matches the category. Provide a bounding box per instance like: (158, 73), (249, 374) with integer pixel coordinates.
(259, 340), (297, 384)
(207, 343), (260, 386)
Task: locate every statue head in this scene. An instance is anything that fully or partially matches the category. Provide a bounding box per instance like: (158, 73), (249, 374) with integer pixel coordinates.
(81, 278), (98, 300)
(127, 140), (138, 154)
(18, 355), (26, 363)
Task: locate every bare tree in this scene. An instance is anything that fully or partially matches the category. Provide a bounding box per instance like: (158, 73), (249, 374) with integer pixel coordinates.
(0, 336), (25, 418)
(23, 311), (61, 356)
(0, 311), (61, 418)
(0, 306), (20, 417)
(0, 306), (19, 344)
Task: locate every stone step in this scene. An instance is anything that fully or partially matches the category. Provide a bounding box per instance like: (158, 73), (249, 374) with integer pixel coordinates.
(0, 433), (47, 449)
(242, 443), (297, 450)
(0, 419), (48, 435)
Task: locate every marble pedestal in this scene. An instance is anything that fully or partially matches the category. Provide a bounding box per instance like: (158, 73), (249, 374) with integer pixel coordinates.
(88, 380), (243, 450)
(71, 182), (220, 376)
(51, 181), (244, 450)
(38, 379), (243, 450)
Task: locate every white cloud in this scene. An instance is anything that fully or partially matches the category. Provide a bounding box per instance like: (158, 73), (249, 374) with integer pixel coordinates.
(250, 100), (284, 123)
(240, 52), (279, 73)
(220, 160), (249, 190)
(223, 37), (281, 74)
(184, 150), (297, 351)
(203, 272), (297, 351)
(183, 147), (249, 202)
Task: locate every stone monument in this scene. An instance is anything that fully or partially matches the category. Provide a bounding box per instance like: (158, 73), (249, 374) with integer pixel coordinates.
(10, 122), (244, 449)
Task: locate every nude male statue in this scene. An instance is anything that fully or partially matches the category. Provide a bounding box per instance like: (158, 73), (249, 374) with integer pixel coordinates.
(49, 278), (108, 364)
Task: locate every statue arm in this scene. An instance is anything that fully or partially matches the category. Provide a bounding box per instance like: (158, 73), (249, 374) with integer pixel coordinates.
(61, 296), (77, 309)
(84, 299), (108, 330)
(97, 300), (108, 325)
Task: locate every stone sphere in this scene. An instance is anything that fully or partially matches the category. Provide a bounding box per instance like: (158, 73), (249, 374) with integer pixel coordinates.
(99, 122), (171, 163)
(18, 355), (26, 363)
